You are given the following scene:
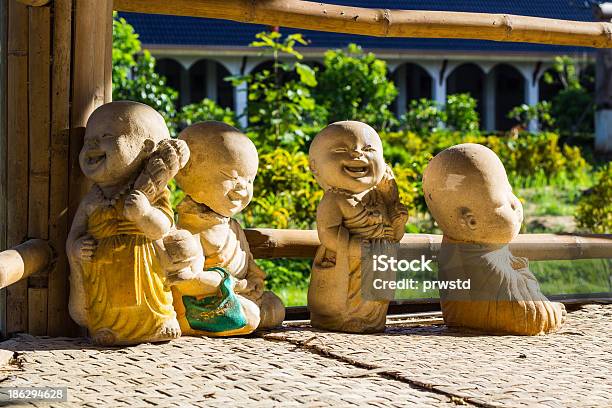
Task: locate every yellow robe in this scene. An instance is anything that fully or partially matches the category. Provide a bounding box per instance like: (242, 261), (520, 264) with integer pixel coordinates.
(82, 189), (177, 344)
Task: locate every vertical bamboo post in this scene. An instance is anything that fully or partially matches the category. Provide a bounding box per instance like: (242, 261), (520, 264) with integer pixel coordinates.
(0, 0), (8, 334)
(3, 0), (113, 337)
(6, 0), (30, 335)
(46, 0), (74, 337)
(51, 0), (112, 336)
(27, 5), (51, 336)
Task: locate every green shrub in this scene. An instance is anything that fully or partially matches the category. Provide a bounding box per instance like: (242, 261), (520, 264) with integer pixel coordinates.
(242, 148), (322, 229)
(401, 98), (445, 135)
(576, 163), (612, 233)
(445, 93), (480, 132)
(507, 101), (555, 131)
(315, 44), (397, 131)
(177, 98), (238, 129)
(229, 32), (326, 151)
(112, 13), (178, 135)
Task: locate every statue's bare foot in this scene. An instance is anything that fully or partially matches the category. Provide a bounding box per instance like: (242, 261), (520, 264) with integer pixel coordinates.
(156, 319), (181, 341)
(92, 328), (117, 346)
(257, 291), (285, 330)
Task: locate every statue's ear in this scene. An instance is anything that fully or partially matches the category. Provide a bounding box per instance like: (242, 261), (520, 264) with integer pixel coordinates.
(143, 138), (156, 154)
(309, 159), (318, 175)
(458, 207), (477, 231)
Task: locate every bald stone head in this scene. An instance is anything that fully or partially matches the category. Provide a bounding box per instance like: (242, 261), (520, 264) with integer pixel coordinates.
(422, 143), (523, 244)
(176, 121), (258, 217)
(80, 101), (170, 186)
(309, 121), (386, 194)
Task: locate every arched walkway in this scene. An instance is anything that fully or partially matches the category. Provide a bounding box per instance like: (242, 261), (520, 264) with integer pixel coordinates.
(155, 58), (186, 107)
(392, 63), (433, 114)
(188, 59), (234, 109)
(491, 64), (525, 130)
(447, 63), (486, 126)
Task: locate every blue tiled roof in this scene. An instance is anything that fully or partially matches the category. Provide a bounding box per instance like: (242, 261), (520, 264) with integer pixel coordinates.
(119, 0), (598, 54)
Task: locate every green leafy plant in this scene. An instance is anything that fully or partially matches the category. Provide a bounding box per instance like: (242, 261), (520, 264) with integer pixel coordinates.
(576, 163), (612, 233)
(507, 101), (555, 131)
(229, 31), (326, 151)
(542, 56), (594, 135)
(401, 98), (446, 135)
(242, 148), (322, 230)
(315, 44), (397, 131)
(445, 93), (480, 132)
(177, 98), (239, 129)
(112, 12), (178, 135)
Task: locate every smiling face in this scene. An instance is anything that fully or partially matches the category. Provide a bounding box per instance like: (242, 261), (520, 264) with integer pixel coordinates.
(79, 101), (169, 186)
(176, 121), (258, 217)
(423, 143), (523, 244)
(309, 121), (386, 194)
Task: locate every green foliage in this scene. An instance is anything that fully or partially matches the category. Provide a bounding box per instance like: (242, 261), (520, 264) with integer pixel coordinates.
(242, 148), (322, 230)
(400, 93), (480, 134)
(177, 98), (239, 129)
(229, 32), (326, 151)
(550, 88), (594, 134)
(576, 163), (612, 233)
(542, 56), (595, 135)
(401, 98), (445, 135)
(112, 13), (178, 135)
(445, 93), (480, 132)
(507, 101), (555, 131)
(315, 44), (397, 131)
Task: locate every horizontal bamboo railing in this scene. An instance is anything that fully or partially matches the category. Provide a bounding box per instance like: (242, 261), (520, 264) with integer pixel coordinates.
(113, 0), (612, 48)
(1, 231), (609, 290)
(245, 229), (612, 260)
(0, 239), (54, 290)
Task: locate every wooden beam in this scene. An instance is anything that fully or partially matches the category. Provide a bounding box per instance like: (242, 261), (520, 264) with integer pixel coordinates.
(0, 239), (54, 290)
(47, 0), (73, 337)
(245, 229), (612, 261)
(114, 0), (612, 48)
(26, 4), (52, 336)
(6, 0), (30, 335)
(16, 0), (51, 6)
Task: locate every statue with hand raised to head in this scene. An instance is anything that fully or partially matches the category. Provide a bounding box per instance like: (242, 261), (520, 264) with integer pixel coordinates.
(175, 121), (285, 333)
(422, 143), (565, 335)
(308, 121), (408, 333)
(67, 101), (198, 345)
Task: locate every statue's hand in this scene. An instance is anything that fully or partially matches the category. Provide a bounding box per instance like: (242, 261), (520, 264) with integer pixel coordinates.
(72, 234), (97, 262)
(123, 190), (152, 222)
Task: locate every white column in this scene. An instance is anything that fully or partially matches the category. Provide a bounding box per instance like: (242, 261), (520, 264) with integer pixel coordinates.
(485, 70), (496, 131)
(395, 64), (407, 117)
(432, 76), (446, 108)
(524, 78), (539, 133)
(234, 83), (248, 128)
(206, 60), (218, 102)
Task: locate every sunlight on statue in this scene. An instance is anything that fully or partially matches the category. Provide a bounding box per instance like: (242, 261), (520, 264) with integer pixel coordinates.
(423, 143), (566, 335)
(308, 121), (408, 333)
(67, 101), (197, 345)
(175, 121), (285, 335)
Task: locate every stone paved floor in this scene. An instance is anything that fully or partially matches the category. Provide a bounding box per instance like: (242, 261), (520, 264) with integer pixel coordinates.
(0, 304), (610, 407)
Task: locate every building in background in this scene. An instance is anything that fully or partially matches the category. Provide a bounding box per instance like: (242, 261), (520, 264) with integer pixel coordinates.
(120, 0), (596, 131)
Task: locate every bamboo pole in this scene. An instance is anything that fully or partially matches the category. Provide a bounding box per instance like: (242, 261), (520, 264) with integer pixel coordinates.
(244, 229), (612, 261)
(114, 0), (612, 48)
(6, 0), (30, 335)
(46, 0), (74, 337)
(0, 239), (54, 290)
(16, 0), (50, 6)
(27, 5), (52, 335)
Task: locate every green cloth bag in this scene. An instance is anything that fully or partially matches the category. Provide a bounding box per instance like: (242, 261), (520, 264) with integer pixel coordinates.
(182, 267), (248, 333)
